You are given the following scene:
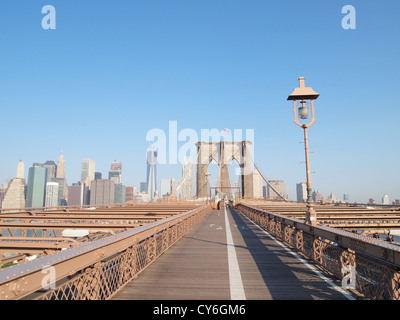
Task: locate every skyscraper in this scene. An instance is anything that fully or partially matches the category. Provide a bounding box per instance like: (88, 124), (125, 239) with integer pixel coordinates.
(109, 161), (122, 184)
(68, 183), (88, 206)
(90, 179), (115, 206)
(16, 160), (24, 179)
(147, 150), (157, 202)
(114, 184), (126, 204)
(1, 161), (26, 210)
(81, 159), (96, 185)
(45, 182), (59, 207)
(26, 164), (47, 208)
(43, 160), (57, 182)
(296, 182), (307, 202)
(267, 180), (287, 200)
(56, 152), (65, 179)
(382, 194), (390, 205)
(252, 169), (263, 199)
(180, 157), (193, 200)
(125, 186), (136, 203)
(160, 179), (171, 197)
(140, 182), (148, 193)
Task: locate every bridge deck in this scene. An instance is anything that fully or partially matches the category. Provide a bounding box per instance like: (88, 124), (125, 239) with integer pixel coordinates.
(112, 206), (354, 300)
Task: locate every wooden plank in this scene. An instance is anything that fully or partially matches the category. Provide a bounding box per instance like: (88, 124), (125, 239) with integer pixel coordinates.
(113, 207), (354, 300)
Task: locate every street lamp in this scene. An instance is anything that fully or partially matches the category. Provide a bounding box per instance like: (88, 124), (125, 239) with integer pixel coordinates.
(287, 77), (320, 225)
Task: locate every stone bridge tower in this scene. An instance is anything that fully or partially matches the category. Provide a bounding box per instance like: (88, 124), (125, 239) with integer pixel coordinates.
(196, 141), (253, 199)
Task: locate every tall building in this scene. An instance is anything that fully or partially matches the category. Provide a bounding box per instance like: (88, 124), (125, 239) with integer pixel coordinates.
(16, 160), (25, 179)
(81, 159), (96, 185)
(95, 172), (102, 180)
(343, 193), (349, 202)
(327, 192), (338, 203)
(49, 178), (68, 206)
(90, 179), (115, 206)
(114, 184), (126, 204)
(1, 179), (26, 210)
(313, 191), (324, 202)
(2, 161), (26, 210)
(252, 169), (263, 199)
(56, 152), (66, 179)
(180, 157), (193, 200)
(125, 186), (136, 202)
(109, 161), (122, 184)
(147, 150), (157, 201)
(26, 164), (47, 208)
(43, 160), (57, 182)
(267, 180), (287, 200)
(382, 194), (390, 205)
(296, 182), (307, 202)
(68, 183), (88, 206)
(140, 182), (148, 193)
(160, 179), (171, 197)
(45, 182), (59, 207)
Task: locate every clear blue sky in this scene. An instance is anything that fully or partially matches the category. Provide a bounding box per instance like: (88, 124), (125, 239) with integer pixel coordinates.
(0, 0), (399, 203)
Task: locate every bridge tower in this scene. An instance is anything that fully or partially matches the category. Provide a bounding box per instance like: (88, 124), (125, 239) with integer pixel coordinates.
(196, 141), (253, 199)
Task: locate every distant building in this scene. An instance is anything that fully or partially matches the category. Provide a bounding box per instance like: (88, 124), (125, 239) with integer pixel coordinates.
(160, 179), (171, 197)
(95, 172), (102, 180)
(81, 159), (96, 186)
(125, 186), (136, 202)
(90, 179), (115, 206)
(327, 192), (338, 203)
(343, 193), (349, 202)
(136, 192), (149, 203)
(109, 161), (122, 184)
(43, 160), (57, 182)
(49, 177), (68, 206)
(1, 161), (26, 210)
(180, 157), (193, 200)
(2, 178), (26, 210)
(147, 150), (157, 201)
(68, 183), (89, 206)
(45, 182), (59, 207)
(267, 180), (287, 200)
(252, 170), (263, 199)
(26, 164), (47, 208)
(170, 177), (176, 195)
(114, 184), (126, 204)
(296, 182), (307, 202)
(140, 182), (148, 193)
(312, 191), (324, 203)
(56, 152), (66, 179)
(16, 160), (25, 179)
(382, 194), (390, 205)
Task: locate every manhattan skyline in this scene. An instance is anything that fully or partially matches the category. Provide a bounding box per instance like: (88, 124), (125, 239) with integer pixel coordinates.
(0, 1), (399, 204)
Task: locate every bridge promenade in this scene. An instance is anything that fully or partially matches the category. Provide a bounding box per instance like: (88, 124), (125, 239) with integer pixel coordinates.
(1, 200), (400, 300)
(113, 205), (353, 300)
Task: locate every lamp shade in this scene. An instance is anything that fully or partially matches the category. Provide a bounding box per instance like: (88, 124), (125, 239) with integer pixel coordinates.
(287, 77), (319, 101)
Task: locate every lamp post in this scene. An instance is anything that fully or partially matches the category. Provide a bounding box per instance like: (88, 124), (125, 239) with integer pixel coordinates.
(287, 77), (320, 225)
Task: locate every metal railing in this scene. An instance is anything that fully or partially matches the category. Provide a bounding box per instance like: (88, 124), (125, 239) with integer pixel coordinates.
(0, 204), (211, 300)
(237, 203), (400, 300)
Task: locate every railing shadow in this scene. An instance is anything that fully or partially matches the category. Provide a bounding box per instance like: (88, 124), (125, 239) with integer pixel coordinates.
(228, 206), (348, 300)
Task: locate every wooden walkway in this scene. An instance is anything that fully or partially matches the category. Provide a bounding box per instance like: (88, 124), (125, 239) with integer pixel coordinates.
(112, 206), (355, 300)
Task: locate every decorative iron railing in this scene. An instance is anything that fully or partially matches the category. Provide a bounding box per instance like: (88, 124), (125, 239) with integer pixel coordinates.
(237, 203), (400, 300)
(0, 204), (211, 300)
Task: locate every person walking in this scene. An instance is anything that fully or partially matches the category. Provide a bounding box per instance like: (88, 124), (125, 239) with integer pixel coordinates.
(217, 200), (221, 215)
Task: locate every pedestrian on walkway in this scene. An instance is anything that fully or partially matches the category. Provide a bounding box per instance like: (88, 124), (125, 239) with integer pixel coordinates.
(217, 200), (221, 215)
